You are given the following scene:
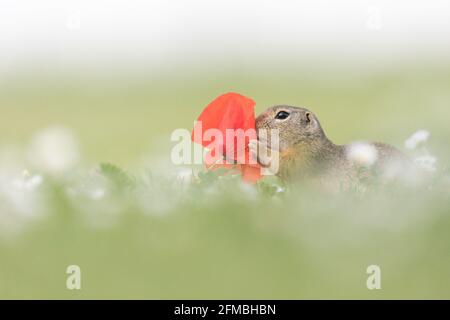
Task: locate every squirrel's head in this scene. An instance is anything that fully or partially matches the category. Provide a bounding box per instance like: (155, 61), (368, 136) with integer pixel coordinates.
(256, 105), (328, 151)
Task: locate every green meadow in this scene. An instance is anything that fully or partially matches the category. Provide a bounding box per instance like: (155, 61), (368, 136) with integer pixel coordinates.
(0, 64), (449, 299)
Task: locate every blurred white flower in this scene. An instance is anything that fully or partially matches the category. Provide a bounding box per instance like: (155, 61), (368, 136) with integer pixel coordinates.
(89, 188), (106, 200)
(66, 170), (108, 201)
(346, 142), (378, 167)
(175, 167), (193, 186)
(12, 172), (43, 192)
(6, 171), (44, 215)
(404, 130), (430, 150)
(27, 126), (81, 174)
(276, 186), (285, 193)
(414, 155), (437, 172)
(0, 170), (46, 236)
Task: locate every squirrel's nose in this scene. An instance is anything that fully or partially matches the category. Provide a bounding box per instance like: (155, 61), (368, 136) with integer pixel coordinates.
(255, 112), (270, 128)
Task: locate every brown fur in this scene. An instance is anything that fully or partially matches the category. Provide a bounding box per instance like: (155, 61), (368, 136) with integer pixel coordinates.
(254, 105), (409, 189)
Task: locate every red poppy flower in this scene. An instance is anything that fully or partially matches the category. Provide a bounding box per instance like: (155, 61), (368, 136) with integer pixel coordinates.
(192, 92), (262, 183)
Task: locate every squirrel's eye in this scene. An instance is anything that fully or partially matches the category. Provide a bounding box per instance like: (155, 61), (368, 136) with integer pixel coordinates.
(275, 111), (290, 120)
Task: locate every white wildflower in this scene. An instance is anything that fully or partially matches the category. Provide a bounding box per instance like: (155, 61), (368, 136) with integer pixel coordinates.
(0, 170), (46, 236)
(89, 188), (106, 200)
(27, 126), (80, 174)
(346, 142), (378, 167)
(175, 167), (193, 186)
(276, 186), (285, 194)
(1, 171), (44, 216)
(405, 130), (430, 150)
(69, 171), (108, 201)
(414, 155), (437, 172)
(12, 173), (43, 192)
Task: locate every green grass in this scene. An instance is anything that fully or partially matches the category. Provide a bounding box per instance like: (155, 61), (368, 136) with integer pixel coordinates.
(1, 168), (449, 299)
(2, 65), (450, 165)
(0, 65), (450, 299)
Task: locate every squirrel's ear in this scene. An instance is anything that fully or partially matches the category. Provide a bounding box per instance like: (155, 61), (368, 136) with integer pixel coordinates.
(305, 112), (318, 128)
(305, 112), (312, 123)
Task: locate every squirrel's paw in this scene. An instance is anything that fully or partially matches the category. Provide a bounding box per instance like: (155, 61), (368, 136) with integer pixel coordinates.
(248, 139), (259, 162)
(248, 139), (273, 167)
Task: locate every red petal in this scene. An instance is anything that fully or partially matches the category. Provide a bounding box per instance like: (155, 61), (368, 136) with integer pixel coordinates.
(192, 92), (256, 149)
(241, 165), (262, 183)
(192, 92), (262, 182)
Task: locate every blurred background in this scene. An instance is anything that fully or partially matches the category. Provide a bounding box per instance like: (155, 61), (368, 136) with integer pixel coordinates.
(0, 0), (449, 299)
(2, 0), (450, 165)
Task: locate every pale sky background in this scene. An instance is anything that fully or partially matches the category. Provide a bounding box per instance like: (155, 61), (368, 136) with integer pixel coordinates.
(1, 0), (450, 72)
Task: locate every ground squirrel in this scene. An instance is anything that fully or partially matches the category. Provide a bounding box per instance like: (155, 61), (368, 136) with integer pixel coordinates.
(249, 105), (410, 189)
